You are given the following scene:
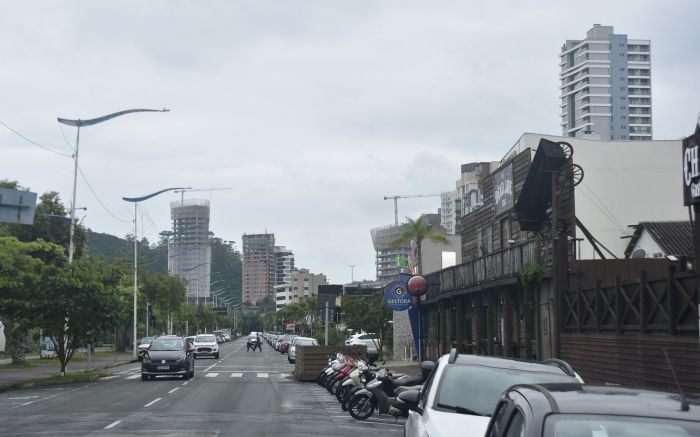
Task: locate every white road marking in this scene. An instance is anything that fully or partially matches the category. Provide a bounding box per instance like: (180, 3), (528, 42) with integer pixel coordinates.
(100, 376), (119, 381)
(126, 375), (140, 380)
(205, 373), (219, 378)
(168, 387), (180, 394)
(257, 373), (269, 378)
(104, 420), (122, 429)
(144, 397), (161, 407)
(231, 373), (243, 378)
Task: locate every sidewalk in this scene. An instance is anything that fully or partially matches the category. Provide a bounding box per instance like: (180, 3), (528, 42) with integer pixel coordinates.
(0, 351), (136, 392)
(382, 359), (422, 376)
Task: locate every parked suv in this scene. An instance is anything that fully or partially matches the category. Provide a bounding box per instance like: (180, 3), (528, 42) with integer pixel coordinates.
(345, 332), (381, 352)
(486, 383), (700, 437)
(193, 334), (219, 359)
(401, 349), (582, 437)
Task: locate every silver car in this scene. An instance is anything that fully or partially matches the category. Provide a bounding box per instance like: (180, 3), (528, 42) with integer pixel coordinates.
(192, 334), (219, 359)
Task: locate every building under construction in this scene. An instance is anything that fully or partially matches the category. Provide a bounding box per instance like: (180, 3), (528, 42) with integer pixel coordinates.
(169, 199), (211, 305)
(242, 233), (276, 309)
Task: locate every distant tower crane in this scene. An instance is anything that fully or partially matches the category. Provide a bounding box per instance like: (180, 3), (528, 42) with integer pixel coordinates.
(173, 187), (232, 204)
(383, 194), (441, 226)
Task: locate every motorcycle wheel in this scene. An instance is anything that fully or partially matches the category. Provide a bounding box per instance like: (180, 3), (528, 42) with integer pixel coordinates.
(336, 384), (352, 402)
(348, 394), (374, 420)
(329, 378), (342, 395)
(342, 387), (361, 411)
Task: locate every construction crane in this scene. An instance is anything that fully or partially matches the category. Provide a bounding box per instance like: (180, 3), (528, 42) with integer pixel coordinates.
(174, 187), (232, 204)
(383, 194), (441, 226)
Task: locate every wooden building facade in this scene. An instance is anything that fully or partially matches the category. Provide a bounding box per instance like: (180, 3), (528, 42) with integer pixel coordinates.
(419, 139), (700, 393)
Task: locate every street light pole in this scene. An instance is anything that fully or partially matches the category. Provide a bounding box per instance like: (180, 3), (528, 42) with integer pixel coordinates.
(58, 108), (169, 263)
(123, 186), (188, 360)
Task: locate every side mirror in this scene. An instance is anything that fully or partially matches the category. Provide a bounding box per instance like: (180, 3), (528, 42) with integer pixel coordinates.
(398, 389), (422, 414)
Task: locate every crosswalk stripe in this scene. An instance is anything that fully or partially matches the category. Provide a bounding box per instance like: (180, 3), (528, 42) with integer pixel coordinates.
(257, 373), (269, 378)
(231, 373), (243, 378)
(205, 373), (219, 378)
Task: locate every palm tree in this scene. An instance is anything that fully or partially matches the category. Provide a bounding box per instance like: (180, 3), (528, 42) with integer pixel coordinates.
(391, 216), (449, 275)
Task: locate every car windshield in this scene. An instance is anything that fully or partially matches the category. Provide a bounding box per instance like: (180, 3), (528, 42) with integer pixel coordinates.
(196, 335), (216, 343)
(544, 414), (700, 436)
(435, 365), (577, 416)
(148, 338), (183, 351)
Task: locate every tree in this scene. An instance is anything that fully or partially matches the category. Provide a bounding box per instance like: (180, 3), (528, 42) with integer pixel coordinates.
(0, 237), (63, 363)
(391, 216), (449, 275)
(340, 292), (391, 359)
(35, 258), (121, 375)
(142, 272), (187, 334)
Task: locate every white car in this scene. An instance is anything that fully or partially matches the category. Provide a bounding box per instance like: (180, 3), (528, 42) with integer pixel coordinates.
(403, 350), (582, 437)
(345, 332), (381, 353)
(288, 336), (318, 363)
(192, 334), (219, 359)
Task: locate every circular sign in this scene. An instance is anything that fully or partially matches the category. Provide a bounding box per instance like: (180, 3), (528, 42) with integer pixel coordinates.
(407, 275), (428, 297)
(384, 280), (412, 311)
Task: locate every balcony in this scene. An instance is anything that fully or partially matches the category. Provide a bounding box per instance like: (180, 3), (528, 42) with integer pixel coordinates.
(430, 241), (538, 294)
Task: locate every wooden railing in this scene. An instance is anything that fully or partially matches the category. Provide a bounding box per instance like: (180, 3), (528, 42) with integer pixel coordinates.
(431, 241), (537, 294)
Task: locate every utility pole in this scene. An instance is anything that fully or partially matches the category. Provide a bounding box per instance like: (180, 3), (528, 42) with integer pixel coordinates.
(349, 264), (355, 283)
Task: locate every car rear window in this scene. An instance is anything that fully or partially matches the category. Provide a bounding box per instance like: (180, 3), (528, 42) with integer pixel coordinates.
(435, 365), (577, 416)
(544, 414), (700, 436)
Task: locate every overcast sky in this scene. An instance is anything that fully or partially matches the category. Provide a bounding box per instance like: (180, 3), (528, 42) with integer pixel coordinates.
(1, 1), (699, 283)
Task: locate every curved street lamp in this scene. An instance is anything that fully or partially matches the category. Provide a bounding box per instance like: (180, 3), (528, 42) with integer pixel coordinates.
(123, 186), (188, 360)
(58, 108), (169, 263)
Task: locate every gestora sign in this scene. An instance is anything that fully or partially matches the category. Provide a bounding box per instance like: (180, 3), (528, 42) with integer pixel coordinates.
(683, 122), (700, 206)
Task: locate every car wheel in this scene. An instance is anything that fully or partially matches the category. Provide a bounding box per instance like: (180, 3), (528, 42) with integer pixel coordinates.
(149, 375), (156, 381)
(348, 394), (374, 420)
(214, 353), (219, 359)
(183, 371), (190, 380)
(141, 374), (148, 381)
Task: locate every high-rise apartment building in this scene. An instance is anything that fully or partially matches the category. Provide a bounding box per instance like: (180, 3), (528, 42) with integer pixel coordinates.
(242, 233), (275, 308)
(274, 246), (295, 286)
(560, 25), (651, 141)
(275, 268), (327, 311)
(440, 191), (458, 235)
(169, 199), (211, 305)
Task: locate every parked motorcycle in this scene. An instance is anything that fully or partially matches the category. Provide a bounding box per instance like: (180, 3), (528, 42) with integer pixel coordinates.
(346, 367), (424, 420)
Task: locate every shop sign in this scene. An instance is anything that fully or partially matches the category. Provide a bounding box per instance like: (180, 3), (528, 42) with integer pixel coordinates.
(683, 121), (700, 206)
(383, 280), (412, 311)
(494, 162), (514, 216)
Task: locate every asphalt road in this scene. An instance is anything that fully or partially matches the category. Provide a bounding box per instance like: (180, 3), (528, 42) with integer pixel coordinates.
(0, 339), (404, 436)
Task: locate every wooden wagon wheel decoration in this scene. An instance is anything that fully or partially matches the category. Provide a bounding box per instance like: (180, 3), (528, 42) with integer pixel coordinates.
(558, 141), (573, 159)
(556, 163), (584, 188)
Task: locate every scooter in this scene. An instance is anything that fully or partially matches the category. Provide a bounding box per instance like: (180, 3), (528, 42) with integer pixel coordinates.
(346, 368), (423, 420)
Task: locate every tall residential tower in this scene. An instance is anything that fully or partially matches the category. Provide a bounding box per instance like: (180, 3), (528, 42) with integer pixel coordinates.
(242, 233), (276, 308)
(560, 25), (651, 141)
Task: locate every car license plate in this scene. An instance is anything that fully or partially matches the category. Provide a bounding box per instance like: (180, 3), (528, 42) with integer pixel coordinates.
(157, 365), (169, 370)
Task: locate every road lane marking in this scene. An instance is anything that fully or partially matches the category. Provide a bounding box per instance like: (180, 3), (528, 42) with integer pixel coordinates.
(105, 420), (122, 429)
(144, 397), (161, 407)
(126, 375), (140, 380)
(168, 387), (180, 394)
(100, 376), (119, 381)
(231, 373), (243, 378)
(257, 373), (269, 378)
(205, 373), (219, 378)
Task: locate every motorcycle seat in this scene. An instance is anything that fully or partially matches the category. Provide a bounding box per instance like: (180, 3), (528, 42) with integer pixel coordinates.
(391, 374), (423, 387)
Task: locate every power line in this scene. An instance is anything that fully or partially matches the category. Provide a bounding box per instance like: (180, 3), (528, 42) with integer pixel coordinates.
(57, 123), (76, 152)
(77, 165), (131, 224)
(576, 183), (626, 233)
(0, 119), (73, 157)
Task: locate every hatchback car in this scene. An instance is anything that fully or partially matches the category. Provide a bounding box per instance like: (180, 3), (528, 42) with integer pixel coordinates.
(402, 349), (582, 437)
(288, 336), (318, 363)
(193, 334), (220, 359)
(141, 336), (194, 381)
(485, 383), (700, 437)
